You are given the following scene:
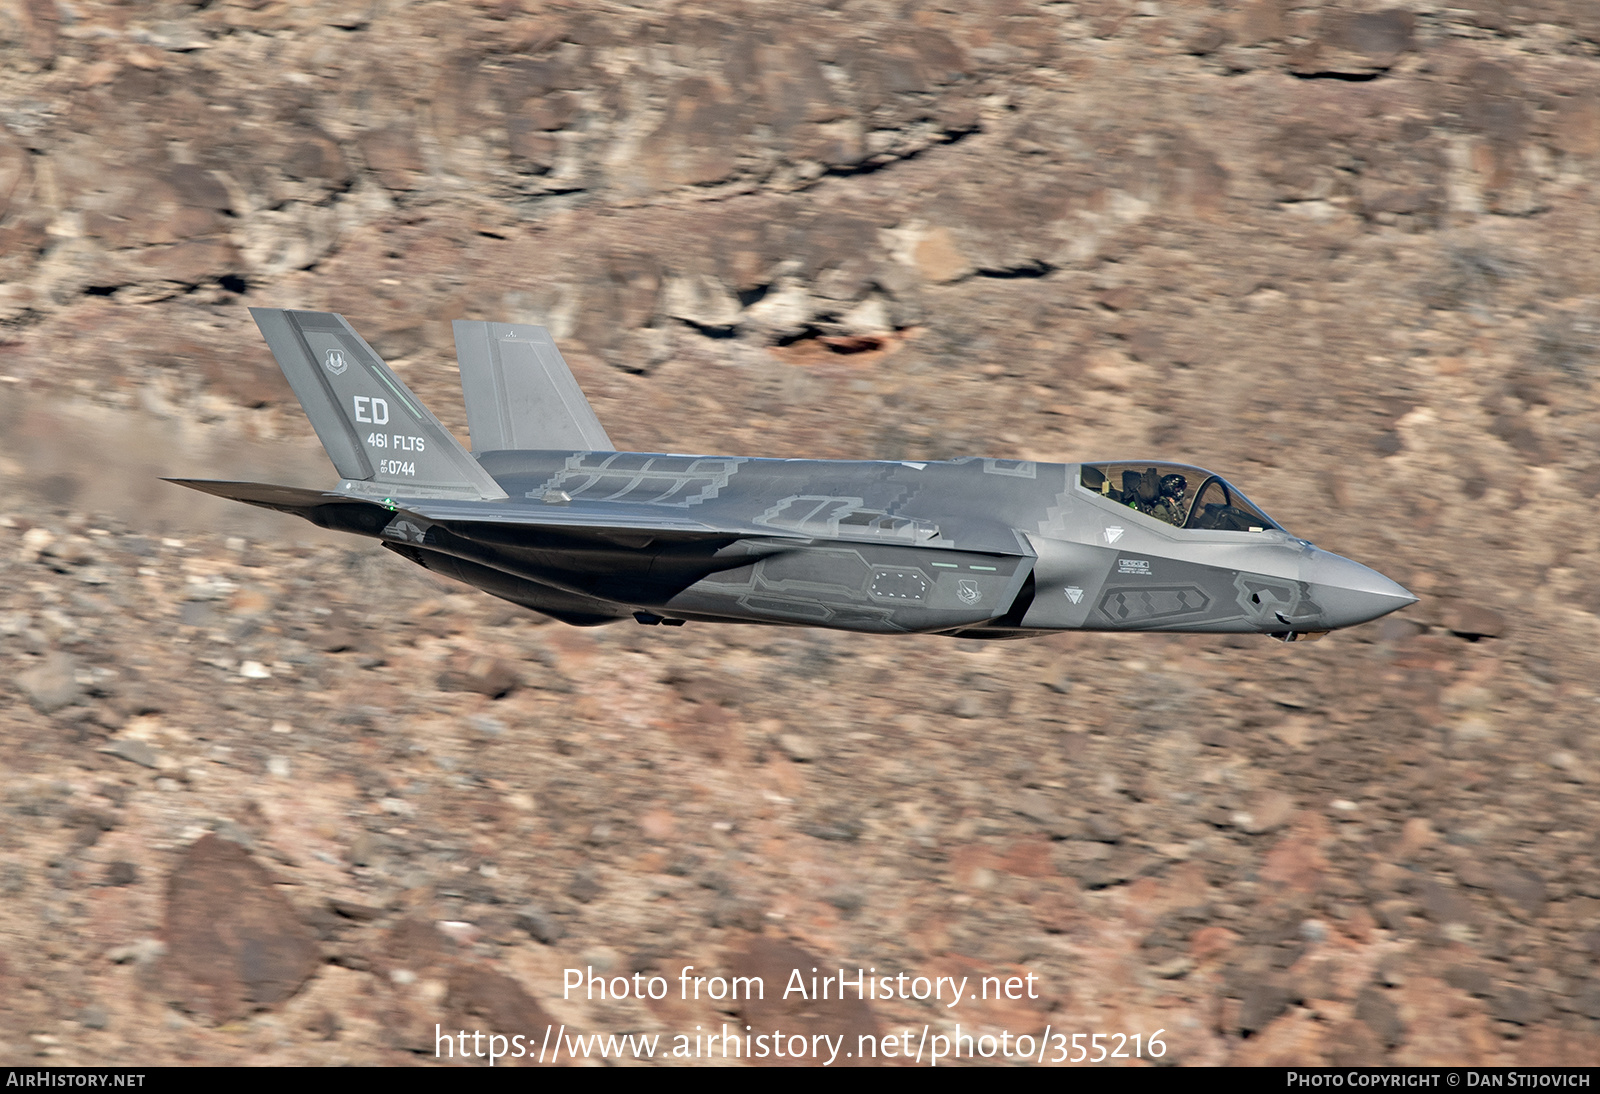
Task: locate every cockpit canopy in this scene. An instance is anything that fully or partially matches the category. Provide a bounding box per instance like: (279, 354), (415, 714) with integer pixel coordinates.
(1079, 462), (1281, 533)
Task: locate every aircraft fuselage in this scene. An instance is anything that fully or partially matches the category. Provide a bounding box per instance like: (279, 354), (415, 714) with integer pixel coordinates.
(366, 450), (1414, 640)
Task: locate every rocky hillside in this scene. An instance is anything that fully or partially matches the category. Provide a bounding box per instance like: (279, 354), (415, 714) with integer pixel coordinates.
(2, 0), (1599, 1066)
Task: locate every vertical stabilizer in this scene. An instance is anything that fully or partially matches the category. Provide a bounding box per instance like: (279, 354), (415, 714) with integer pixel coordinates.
(452, 321), (615, 453)
(249, 308), (508, 500)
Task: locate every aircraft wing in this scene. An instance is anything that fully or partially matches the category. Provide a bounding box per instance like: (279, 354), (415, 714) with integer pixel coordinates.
(169, 479), (1038, 556)
(397, 495), (807, 540)
(164, 479), (812, 544)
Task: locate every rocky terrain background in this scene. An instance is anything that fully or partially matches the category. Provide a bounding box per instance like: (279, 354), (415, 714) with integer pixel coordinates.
(2, 0), (1600, 1067)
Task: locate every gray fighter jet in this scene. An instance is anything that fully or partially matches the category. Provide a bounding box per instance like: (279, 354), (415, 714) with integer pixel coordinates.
(169, 309), (1416, 640)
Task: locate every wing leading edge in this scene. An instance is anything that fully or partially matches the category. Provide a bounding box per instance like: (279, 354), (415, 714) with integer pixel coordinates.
(163, 479), (808, 544)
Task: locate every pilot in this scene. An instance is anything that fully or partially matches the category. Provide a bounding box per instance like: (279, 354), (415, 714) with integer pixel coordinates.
(1150, 473), (1187, 527)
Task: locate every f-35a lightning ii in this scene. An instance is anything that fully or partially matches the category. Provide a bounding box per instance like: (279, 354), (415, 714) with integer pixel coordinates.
(169, 309), (1416, 641)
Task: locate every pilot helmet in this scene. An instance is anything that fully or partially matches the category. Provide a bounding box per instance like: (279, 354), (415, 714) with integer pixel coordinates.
(1159, 473), (1187, 499)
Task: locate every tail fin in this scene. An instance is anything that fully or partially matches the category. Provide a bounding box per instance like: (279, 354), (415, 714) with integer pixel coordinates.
(451, 321), (614, 453)
(250, 308), (508, 501)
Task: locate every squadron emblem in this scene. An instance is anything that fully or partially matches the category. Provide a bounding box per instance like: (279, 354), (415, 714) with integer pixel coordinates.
(957, 579), (982, 606)
(323, 348), (348, 376)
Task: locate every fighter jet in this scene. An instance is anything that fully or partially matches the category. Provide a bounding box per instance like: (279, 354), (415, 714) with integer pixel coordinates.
(169, 309), (1416, 641)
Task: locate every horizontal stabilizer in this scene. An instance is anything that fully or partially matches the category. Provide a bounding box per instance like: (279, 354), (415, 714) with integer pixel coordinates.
(250, 308), (508, 500)
(163, 478), (396, 538)
(452, 321), (614, 453)
(164, 478), (351, 509)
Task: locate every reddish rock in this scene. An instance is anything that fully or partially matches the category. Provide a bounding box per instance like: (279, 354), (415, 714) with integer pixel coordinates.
(160, 835), (319, 1024)
(996, 837), (1053, 878)
(437, 657), (520, 698)
(447, 968), (562, 1067)
(1443, 604), (1506, 640)
(729, 938), (881, 1067)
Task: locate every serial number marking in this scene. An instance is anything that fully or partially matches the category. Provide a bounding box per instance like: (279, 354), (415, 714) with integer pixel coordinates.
(378, 460), (416, 476)
(367, 432), (426, 452)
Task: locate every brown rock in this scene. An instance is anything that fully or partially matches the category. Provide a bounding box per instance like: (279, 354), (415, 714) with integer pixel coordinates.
(1237, 979), (1291, 1034)
(1355, 984), (1404, 1047)
(1554, 92), (1600, 160)
(996, 837), (1053, 878)
(382, 917), (455, 980)
(1191, 925), (1238, 964)
(1445, 964), (1492, 998)
(160, 834), (319, 1024)
(1327, 1018), (1386, 1066)
(729, 938), (880, 1066)
(199, 356), (291, 410)
(912, 227), (970, 284)
(21, 0), (58, 64)
(1290, 9), (1415, 76)
(0, 136), (34, 225)
(1186, 22), (1229, 57)
(1513, 1027), (1600, 1067)
(1231, 0), (1284, 45)
(1260, 815), (1329, 894)
(375, 918), (463, 1053)
(507, 125), (559, 174)
(1333, 9), (1414, 64)
(312, 607), (364, 653)
(358, 125), (425, 191)
(1443, 603), (1505, 640)
(757, 42), (842, 140)
(85, 165), (232, 248)
(1491, 985), (1549, 1026)
(1395, 817), (1438, 859)
(1491, 865), (1547, 920)
(437, 657), (520, 698)
(641, 76), (746, 187)
(328, 898), (383, 922)
(1461, 61), (1529, 147)
(429, 53), (496, 148)
(165, 164), (232, 217)
(130, 239), (243, 287)
(1239, 790), (1294, 835)
(447, 967), (560, 1067)
(1378, 617), (1428, 643)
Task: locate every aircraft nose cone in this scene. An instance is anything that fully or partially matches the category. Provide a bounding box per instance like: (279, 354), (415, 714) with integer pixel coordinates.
(1302, 548), (1418, 630)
